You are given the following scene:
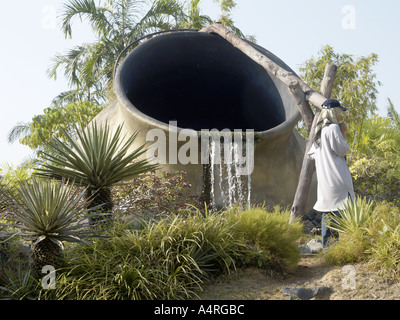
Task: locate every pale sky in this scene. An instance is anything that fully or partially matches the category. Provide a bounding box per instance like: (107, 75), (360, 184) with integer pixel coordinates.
(1, 0), (399, 165)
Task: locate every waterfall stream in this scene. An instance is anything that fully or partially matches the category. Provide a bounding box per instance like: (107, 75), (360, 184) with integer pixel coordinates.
(208, 134), (252, 210)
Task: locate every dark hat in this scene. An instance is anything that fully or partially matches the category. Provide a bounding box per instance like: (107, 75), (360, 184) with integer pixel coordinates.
(321, 99), (347, 111)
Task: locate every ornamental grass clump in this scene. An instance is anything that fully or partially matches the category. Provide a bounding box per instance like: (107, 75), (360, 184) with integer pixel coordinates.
(43, 208), (245, 300)
(368, 224), (400, 281)
(366, 203), (400, 281)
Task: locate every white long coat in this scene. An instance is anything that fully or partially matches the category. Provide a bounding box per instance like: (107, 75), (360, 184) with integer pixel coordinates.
(308, 124), (355, 212)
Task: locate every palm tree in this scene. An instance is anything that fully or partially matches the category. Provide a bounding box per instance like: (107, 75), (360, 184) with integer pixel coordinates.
(1, 178), (97, 279)
(34, 122), (158, 224)
(48, 0), (186, 105)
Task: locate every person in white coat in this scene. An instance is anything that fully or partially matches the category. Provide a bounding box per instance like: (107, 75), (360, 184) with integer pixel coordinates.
(308, 99), (355, 248)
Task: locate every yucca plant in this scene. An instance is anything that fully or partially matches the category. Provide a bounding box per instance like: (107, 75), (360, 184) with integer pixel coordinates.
(1, 178), (98, 279)
(35, 122), (158, 225)
(325, 196), (374, 235)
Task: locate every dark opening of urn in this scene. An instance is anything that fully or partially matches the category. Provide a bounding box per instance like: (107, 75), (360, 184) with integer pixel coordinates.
(117, 32), (296, 131)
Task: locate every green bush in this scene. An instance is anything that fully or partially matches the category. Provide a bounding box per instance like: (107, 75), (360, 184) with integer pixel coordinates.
(226, 206), (304, 272)
(324, 232), (370, 265)
(326, 196), (374, 235)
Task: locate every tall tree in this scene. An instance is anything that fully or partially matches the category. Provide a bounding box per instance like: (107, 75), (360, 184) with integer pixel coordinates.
(299, 45), (381, 152)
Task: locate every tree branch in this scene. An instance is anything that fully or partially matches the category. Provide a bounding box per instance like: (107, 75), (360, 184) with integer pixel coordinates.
(200, 22), (326, 109)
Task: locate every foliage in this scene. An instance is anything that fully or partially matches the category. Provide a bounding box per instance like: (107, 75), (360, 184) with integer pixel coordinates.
(40, 208), (243, 299)
(323, 232), (370, 266)
(2, 178), (95, 243)
(112, 171), (202, 220)
(48, 0), (252, 105)
(226, 206), (304, 272)
(1, 178), (98, 278)
(34, 205), (303, 300)
(365, 202), (400, 281)
(8, 102), (104, 153)
(388, 98), (400, 129)
(299, 45), (381, 144)
(0, 162), (34, 189)
(35, 122), (158, 218)
(368, 224), (400, 281)
(0, 265), (39, 300)
(211, 0), (255, 41)
(349, 115), (400, 206)
(323, 200), (400, 279)
(8, 1), (252, 154)
(325, 196), (374, 235)
(323, 197), (374, 265)
(174, 0), (213, 30)
(50, 0), (180, 103)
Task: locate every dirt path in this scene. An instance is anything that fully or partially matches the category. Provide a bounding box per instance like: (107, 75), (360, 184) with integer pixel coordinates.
(199, 256), (400, 300)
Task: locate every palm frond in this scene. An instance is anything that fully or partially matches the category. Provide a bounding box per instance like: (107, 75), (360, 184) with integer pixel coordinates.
(61, 0), (114, 38)
(7, 122), (31, 144)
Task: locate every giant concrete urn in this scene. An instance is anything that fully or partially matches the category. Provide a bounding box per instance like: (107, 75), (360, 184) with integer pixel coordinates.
(93, 30), (317, 211)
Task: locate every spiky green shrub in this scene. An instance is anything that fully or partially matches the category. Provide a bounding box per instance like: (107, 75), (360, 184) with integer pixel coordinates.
(326, 196), (374, 235)
(323, 197), (374, 265)
(1, 178), (98, 278)
(35, 122), (158, 224)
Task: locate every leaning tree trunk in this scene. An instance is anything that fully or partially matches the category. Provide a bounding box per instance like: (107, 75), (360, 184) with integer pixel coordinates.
(289, 64), (337, 222)
(86, 187), (114, 226)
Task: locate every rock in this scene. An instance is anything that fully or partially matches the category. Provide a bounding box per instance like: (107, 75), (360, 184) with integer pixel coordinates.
(307, 239), (323, 253)
(310, 286), (333, 300)
(281, 286), (333, 300)
(299, 239), (323, 255)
